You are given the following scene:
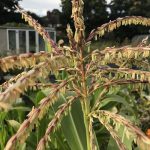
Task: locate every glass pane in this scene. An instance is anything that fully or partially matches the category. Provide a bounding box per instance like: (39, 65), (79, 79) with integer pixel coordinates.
(48, 32), (55, 41)
(19, 31), (26, 53)
(39, 35), (45, 51)
(29, 31), (36, 53)
(8, 30), (16, 51)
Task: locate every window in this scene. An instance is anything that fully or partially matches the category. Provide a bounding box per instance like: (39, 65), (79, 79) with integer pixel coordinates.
(39, 34), (45, 51)
(49, 32), (55, 41)
(29, 31), (36, 53)
(19, 31), (26, 53)
(7, 29), (56, 54)
(8, 30), (16, 52)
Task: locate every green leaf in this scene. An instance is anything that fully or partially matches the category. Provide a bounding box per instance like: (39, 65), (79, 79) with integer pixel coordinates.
(7, 120), (20, 131)
(45, 41), (52, 52)
(91, 87), (105, 109)
(35, 91), (46, 106)
(107, 137), (119, 150)
(60, 95), (87, 150)
(107, 118), (135, 150)
(116, 125), (134, 150)
(93, 129), (100, 150)
(10, 106), (31, 111)
(99, 95), (132, 111)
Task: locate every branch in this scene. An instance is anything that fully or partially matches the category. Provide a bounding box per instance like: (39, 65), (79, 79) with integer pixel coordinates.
(0, 51), (51, 72)
(118, 59), (150, 70)
(28, 83), (59, 91)
(66, 24), (77, 50)
(95, 116), (127, 150)
(89, 117), (98, 150)
(0, 66), (78, 92)
(90, 78), (150, 111)
(103, 79), (149, 87)
(87, 16), (150, 41)
(0, 72), (27, 91)
(90, 46), (150, 67)
(0, 76), (58, 92)
(97, 67), (150, 82)
(4, 80), (72, 150)
(89, 79), (149, 96)
(36, 96), (78, 150)
(101, 46), (150, 54)
(100, 46), (150, 59)
(71, 0), (85, 45)
(91, 110), (150, 150)
(0, 56), (67, 109)
(16, 6), (59, 53)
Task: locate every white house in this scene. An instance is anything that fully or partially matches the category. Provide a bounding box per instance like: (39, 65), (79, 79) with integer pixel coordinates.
(0, 26), (56, 55)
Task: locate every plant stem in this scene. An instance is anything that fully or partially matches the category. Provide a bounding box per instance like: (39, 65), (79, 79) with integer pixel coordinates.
(84, 110), (91, 150)
(80, 48), (91, 150)
(72, 0), (90, 148)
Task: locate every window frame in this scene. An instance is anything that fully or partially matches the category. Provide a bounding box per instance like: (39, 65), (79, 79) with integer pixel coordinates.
(7, 28), (56, 54)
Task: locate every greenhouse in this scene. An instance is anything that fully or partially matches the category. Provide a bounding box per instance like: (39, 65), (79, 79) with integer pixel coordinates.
(0, 26), (56, 55)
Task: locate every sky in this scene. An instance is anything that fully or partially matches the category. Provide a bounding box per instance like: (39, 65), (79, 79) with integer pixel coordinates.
(19, 0), (61, 16)
(20, 0), (111, 16)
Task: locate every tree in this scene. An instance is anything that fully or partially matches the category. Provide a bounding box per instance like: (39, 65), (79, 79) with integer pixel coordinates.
(1, 1), (150, 150)
(128, 0), (150, 17)
(109, 0), (132, 19)
(61, 0), (72, 26)
(0, 0), (22, 24)
(0, 0), (44, 26)
(47, 9), (61, 27)
(109, 0), (150, 40)
(109, 0), (150, 19)
(0, 0), (20, 12)
(61, 0), (108, 32)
